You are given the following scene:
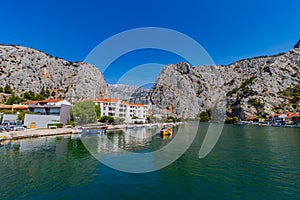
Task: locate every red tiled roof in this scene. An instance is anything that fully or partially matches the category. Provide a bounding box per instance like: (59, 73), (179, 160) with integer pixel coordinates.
(121, 102), (144, 106)
(271, 113), (281, 117)
(245, 116), (257, 121)
(286, 114), (300, 119)
(0, 104), (13, 109)
(93, 98), (119, 103)
(12, 105), (28, 109)
(27, 99), (63, 104)
(130, 103), (144, 107)
(39, 99), (63, 103)
(27, 100), (40, 104)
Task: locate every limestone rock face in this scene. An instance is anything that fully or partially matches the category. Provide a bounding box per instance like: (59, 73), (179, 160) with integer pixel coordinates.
(294, 39), (300, 49)
(149, 40), (300, 119)
(108, 84), (149, 104)
(0, 45), (108, 101)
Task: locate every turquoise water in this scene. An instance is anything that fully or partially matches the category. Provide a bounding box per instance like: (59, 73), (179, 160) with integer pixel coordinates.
(0, 124), (299, 199)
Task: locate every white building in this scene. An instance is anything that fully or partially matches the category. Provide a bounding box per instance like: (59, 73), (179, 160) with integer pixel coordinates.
(93, 98), (151, 123)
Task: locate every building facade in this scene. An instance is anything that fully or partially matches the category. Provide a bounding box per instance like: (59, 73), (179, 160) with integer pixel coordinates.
(93, 98), (150, 123)
(27, 99), (72, 126)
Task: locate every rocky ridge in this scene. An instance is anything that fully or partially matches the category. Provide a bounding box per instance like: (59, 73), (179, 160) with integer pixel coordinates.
(0, 44), (108, 101)
(149, 40), (300, 119)
(108, 84), (149, 104)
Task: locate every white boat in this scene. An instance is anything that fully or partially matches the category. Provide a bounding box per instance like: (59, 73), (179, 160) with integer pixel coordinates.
(72, 129), (82, 134)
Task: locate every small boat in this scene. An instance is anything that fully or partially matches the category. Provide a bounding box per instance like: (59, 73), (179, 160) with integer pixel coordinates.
(126, 125), (134, 129)
(82, 124), (108, 134)
(160, 126), (172, 136)
(161, 134), (172, 139)
(72, 129), (82, 134)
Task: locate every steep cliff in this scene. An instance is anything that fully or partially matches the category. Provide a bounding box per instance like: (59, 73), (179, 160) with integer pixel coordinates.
(108, 84), (149, 104)
(149, 40), (300, 119)
(0, 44), (108, 101)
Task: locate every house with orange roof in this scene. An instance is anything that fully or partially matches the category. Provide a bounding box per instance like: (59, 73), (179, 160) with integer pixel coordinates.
(245, 116), (257, 121)
(269, 112), (300, 123)
(285, 112), (300, 122)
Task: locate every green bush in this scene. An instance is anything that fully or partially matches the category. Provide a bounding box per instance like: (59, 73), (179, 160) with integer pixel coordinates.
(66, 120), (75, 126)
(98, 116), (114, 124)
(279, 84), (300, 103)
(4, 84), (12, 94)
(47, 123), (63, 128)
(226, 88), (238, 97)
(248, 98), (264, 108)
(225, 116), (238, 124)
(199, 109), (212, 122)
(240, 77), (256, 89)
(5, 94), (26, 105)
(17, 110), (34, 122)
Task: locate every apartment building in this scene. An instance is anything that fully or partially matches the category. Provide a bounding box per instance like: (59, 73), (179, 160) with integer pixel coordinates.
(93, 98), (150, 123)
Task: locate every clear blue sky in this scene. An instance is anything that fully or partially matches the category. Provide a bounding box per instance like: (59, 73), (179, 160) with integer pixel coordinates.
(0, 0), (299, 84)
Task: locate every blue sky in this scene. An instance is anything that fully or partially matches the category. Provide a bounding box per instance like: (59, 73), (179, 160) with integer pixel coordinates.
(0, 0), (299, 85)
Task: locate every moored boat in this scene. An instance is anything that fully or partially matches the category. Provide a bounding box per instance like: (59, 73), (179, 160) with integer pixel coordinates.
(160, 126), (172, 136)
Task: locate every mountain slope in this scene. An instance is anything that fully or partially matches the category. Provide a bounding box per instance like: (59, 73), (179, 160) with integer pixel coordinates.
(0, 44), (108, 101)
(149, 40), (300, 119)
(108, 84), (149, 104)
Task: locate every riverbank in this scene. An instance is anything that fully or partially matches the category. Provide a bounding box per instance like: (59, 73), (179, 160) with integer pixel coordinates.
(0, 122), (181, 142)
(0, 128), (73, 141)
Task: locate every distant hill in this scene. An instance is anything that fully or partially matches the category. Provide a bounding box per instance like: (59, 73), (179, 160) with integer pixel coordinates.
(0, 44), (108, 101)
(149, 39), (300, 119)
(108, 84), (149, 104)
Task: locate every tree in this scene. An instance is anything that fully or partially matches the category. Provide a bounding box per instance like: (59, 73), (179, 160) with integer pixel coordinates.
(0, 86), (3, 93)
(98, 116), (114, 124)
(132, 116), (139, 119)
(95, 104), (101, 119)
(23, 91), (36, 100)
(146, 116), (151, 123)
(166, 116), (177, 123)
(199, 109), (212, 122)
(114, 117), (125, 124)
(4, 84), (12, 94)
(72, 100), (97, 125)
(224, 116), (238, 124)
(5, 94), (26, 105)
(39, 87), (50, 99)
(17, 110), (34, 122)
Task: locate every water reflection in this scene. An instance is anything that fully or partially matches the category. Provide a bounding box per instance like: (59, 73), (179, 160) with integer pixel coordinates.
(1, 124), (300, 199)
(0, 136), (98, 199)
(83, 126), (172, 154)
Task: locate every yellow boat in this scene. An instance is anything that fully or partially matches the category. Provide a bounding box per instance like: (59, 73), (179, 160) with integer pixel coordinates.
(160, 126), (172, 136)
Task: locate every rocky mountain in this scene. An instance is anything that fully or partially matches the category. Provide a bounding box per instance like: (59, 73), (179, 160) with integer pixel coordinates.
(108, 84), (149, 104)
(0, 44), (108, 101)
(149, 39), (300, 119)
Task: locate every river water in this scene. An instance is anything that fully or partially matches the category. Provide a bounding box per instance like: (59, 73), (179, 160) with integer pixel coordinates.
(0, 123), (299, 199)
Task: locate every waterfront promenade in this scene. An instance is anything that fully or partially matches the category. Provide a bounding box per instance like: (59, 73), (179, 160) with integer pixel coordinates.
(0, 128), (73, 141)
(0, 123), (171, 142)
